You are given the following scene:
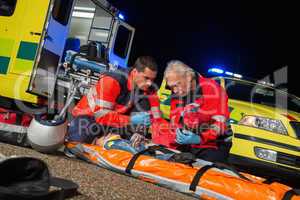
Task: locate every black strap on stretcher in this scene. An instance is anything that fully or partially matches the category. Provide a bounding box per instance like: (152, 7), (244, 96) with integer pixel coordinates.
(189, 162), (251, 192)
(263, 179), (300, 200)
(282, 189), (300, 200)
(262, 178), (278, 184)
(125, 145), (173, 175)
(125, 145), (260, 193)
(189, 165), (215, 192)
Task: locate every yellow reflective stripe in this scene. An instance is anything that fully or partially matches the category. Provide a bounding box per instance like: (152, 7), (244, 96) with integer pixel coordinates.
(95, 99), (113, 109)
(212, 115), (226, 123)
(94, 109), (111, 119)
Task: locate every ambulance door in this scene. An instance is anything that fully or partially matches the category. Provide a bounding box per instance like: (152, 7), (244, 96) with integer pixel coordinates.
(28, 0), (75, 98)
(87, 3), (114, 50)
(0, 0), (50, 103)
(108, 19), (135, 68)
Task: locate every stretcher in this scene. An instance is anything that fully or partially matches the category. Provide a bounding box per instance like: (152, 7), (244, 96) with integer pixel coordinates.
(64, 50), (107, 73)
(65, 142), (300, 200)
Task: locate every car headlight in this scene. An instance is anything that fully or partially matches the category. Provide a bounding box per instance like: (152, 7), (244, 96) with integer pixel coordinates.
(239, 115), (288, 135)
(254, 147), (277, 162)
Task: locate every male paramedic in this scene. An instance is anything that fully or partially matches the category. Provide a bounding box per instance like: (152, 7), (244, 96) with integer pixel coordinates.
(153, 60), (229, 162)
(67, 56), (161, 143)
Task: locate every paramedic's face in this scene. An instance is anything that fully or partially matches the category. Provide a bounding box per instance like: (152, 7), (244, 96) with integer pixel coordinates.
(135, 67), (157, 91)
(166, 72), (191, 97)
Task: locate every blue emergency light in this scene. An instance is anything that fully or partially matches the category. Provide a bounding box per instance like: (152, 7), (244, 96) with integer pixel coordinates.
(208, 67), (243, 79)
(208, 68), (224, 74)
(118, 13), (125, 20)
(225, 71), (233, 76)
(233, 73), (243, 78)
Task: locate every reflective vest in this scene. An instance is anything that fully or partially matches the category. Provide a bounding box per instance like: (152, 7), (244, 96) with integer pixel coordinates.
(72, 71), (161, 128)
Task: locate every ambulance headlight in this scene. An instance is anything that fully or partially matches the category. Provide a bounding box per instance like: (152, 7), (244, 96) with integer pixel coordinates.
(239, 116), (287, 135)
(254, 147), (277, 162)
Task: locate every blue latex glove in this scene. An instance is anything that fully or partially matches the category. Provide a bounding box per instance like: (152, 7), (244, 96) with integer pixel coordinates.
(130, 112), (151, 126)
(175, 128), (201, 145)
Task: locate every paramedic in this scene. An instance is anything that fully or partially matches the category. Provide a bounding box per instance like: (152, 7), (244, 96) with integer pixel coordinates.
(67, 56), (161, 143)
(154, 60), (229, 162)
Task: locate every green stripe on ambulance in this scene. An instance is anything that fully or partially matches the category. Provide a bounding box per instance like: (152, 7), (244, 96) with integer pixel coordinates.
(16, 41), (38, 60)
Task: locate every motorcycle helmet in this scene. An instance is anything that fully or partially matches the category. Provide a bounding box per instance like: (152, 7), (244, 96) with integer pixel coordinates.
(27, 115), (68, 153)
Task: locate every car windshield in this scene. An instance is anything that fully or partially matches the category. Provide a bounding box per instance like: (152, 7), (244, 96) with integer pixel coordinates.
(225, 79), (300, 113)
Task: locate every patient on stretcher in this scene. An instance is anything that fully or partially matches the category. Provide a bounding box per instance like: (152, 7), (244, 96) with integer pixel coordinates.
(93, 133), (148, 154)
(92, 131), (200, 164)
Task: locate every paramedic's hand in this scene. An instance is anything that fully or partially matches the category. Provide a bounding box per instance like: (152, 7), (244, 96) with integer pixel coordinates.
(176, 128), (201, 145)
(130, 112), (151, 126)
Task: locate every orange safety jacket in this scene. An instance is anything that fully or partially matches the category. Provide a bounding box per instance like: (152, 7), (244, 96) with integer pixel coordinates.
(72, 70), (161, 128)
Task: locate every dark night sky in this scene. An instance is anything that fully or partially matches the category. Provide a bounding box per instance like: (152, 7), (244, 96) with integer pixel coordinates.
(109, 1), (297, 96)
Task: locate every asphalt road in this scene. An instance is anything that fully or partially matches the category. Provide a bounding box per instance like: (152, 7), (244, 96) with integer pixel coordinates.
(0, 142), (196, 200)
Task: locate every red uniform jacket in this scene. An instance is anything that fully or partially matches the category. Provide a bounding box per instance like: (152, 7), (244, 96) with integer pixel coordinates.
(72, 71), (161, 128)
(152, 75), (229, 149)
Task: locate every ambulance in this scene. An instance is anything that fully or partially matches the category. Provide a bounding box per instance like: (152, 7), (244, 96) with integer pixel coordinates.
(0, 0), (134, 105)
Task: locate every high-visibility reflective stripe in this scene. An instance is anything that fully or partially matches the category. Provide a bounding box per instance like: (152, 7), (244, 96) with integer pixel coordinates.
(152, 112), (161, 119)
(87, 96), (95, 111)
(212, 115), (226, 123)
(95, 99), (113, 109)
(87, 86), (114, 112)
(151, 107), (161, 119)
(188, 103), (201, 108)
(94, 109), (111, 119)
(151, 107), (159, 111)
(87, 87), (97, 110)
(210, 124), (222, 134)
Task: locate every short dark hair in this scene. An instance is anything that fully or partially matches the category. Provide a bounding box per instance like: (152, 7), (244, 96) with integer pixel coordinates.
(133, 56), (157, 72)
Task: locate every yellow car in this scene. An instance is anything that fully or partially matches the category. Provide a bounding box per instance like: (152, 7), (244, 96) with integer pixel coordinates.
(158, 76), (300, 184)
